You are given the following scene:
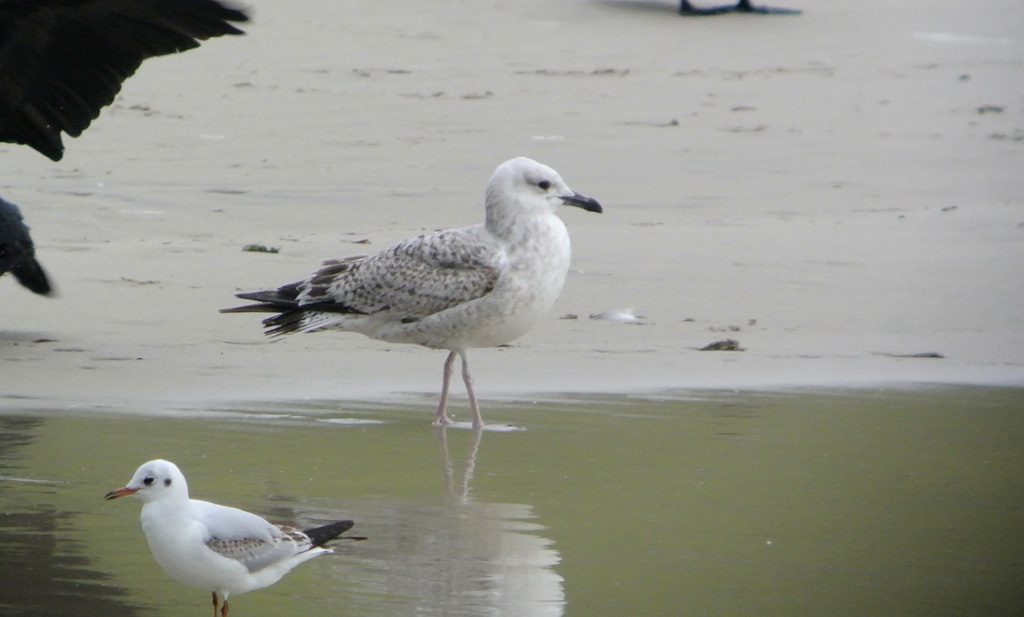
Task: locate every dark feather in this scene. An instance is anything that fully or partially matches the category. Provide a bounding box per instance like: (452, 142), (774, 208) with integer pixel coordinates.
(234, 288), (301, 308)
(262, 308), (309, 336)
(223, 230), (500, 337)
(0, 195), (53, 296)
(260, 303), (360, 337)
(11, 252), (51, 294)
(218, 302), (282, 314)
(302, 520), (357, 547)
(0, 0), (249, 160)
(221, 264), (372, 332)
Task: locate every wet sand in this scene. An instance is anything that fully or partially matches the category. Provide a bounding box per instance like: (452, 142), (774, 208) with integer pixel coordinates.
(2, 0), (1023, 412)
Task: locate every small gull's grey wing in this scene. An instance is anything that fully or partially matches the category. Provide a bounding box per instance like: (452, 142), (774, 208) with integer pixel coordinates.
(193, 501), (313, 573)
(204, 526), (314, 573)
(300, 227), (503, 319)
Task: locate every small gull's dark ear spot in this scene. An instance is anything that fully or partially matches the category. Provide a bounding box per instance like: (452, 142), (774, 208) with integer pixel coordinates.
(164, 478), (172, 487)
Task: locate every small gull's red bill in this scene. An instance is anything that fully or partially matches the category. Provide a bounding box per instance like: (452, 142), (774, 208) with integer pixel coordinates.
(104, 487), (138, 500)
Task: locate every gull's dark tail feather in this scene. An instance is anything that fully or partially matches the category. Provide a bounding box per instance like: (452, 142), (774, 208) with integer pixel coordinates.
(222, 283), (353, 336)
(220, 292), (311, 336)
(220, 288), (301, 314)
(221, 278), (302, 311)
(303, 520), (363, 547)
(217, 303), (280, 314)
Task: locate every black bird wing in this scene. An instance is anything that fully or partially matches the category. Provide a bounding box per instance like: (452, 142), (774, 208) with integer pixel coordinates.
(0, 0), (249, 161)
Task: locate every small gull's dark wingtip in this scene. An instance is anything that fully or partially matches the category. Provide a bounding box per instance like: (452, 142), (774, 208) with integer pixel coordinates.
(304, 520), (358, 546)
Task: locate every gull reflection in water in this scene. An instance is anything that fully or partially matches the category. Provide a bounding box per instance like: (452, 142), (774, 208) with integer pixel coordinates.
(436, 424), (483, 505)
(318, 425), (565, 617)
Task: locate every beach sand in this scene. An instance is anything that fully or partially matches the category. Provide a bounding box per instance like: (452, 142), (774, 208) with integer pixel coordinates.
(2, 0), (1022, 411)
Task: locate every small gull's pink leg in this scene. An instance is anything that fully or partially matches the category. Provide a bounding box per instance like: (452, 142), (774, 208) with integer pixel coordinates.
(460, 351), (484, 429)
(434, 351), (457, 425)
(212, 593), (218, 617)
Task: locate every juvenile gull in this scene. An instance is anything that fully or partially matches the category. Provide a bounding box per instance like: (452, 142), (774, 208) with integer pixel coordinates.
(223, 157), (602, 428)
(105, 459), (361, 617)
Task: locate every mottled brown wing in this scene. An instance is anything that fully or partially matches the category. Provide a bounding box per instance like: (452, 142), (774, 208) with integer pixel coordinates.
(298, 226), (502, 321)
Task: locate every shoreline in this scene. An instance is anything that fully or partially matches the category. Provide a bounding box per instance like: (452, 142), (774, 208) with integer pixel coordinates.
(2, 0), (1022, 412)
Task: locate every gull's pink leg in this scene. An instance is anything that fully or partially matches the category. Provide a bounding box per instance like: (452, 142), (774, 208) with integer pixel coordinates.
(221, 600), (229, 617)
(434, 352), (457, 425)
(212, 593), (218, 617)
(460, 351), (484, 429)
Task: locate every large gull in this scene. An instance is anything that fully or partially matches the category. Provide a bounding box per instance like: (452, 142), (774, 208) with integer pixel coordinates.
(0, 0), (250, 161)
(223, 157), (603, 428)
(105, 459), (361, 617)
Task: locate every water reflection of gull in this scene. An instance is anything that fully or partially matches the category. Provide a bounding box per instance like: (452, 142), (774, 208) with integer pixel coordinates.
(321, 426), (565, 617)
(434, 425), (564, 616)
(436, 424), (483, 505)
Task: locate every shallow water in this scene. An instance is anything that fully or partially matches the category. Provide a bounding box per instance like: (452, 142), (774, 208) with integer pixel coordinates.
(1, 387), (1022, 617)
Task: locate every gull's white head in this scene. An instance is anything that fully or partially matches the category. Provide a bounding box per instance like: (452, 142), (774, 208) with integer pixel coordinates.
(485, 157), (602, 222)
(105, 459), (190, 504)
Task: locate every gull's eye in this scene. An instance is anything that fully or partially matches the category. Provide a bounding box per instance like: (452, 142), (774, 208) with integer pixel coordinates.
(538, 180), (551, 191)
(143, 476), (155, 486)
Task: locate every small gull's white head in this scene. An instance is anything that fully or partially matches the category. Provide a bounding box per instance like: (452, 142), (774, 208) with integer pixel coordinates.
(105, 459), (190, 504)
(485, 157), (601, 228)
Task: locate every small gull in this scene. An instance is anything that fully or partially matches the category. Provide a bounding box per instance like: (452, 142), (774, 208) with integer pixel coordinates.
(222, 157), (602, 428)
(105, 459), (361, 617)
